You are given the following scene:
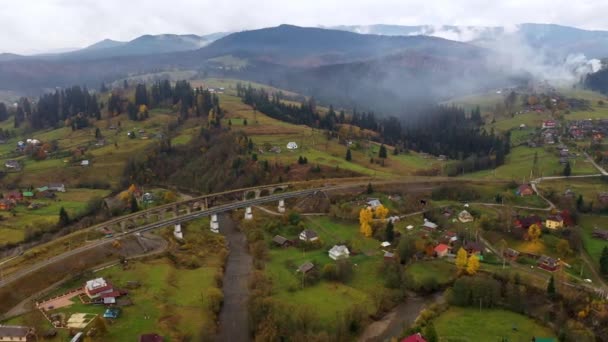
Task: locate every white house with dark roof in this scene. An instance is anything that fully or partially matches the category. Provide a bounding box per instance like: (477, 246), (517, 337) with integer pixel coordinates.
(422, 219), (438, 231)
(299, 229), (319, 242)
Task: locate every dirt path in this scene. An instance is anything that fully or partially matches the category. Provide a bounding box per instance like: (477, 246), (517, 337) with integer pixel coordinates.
(215, 214), (252, 342)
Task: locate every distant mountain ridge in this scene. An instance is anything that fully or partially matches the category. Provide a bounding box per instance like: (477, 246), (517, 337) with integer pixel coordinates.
(197, 24), (484, 67)
(2, 32), (230, 61)
(330, 23), (608, 59)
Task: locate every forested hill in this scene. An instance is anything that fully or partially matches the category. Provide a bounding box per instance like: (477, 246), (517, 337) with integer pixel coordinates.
(585, 68), (608, 95)
(200, 24), (484, 66)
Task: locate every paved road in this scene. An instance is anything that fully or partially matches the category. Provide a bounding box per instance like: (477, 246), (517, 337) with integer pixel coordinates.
(584, 152), (608, 176)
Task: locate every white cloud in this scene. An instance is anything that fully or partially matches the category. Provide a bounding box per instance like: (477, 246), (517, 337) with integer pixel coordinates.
(1, 0), (608, 54)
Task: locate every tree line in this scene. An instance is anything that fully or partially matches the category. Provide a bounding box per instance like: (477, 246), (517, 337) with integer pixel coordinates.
(237, 83), (509, 173)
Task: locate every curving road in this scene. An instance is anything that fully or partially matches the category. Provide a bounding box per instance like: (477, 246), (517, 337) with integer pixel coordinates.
(0, 183), (376, 289)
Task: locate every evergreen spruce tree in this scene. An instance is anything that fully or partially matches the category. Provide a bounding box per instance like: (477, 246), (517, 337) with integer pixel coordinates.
(58, 207), (70, 227)
(366, 182), (373, 194)
(547, 275), (556, 298)
(385, 220), (394, 242)
(600, 246), (608, 275)
(130, 195), (139, 213)
(576, 195), (584, 212)
(563, 161), (571, 177)
(379, 144), (387, 159)
(345, 148), (352, 161)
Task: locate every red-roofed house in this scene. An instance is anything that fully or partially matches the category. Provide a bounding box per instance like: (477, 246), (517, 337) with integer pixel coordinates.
(434, 244), (449, 258)
(402, 333), (427, 342)
(542, 120), (557, 129)
(516, 184), (534, 197)
(84, 278), (114, 299)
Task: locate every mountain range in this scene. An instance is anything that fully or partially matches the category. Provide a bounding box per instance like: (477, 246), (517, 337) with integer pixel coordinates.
(0, 23), (607, 113)
(0, 32), (229, 61)
(330, 23), (608, 59)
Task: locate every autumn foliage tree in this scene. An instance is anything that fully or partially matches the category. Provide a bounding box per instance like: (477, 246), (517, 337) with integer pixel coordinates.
(359, 207), (373, 237)
(528, 223), (542, 243)
(455, 247), (468, 274)
(466, 254), (480, 275)
(374, 204), (389, 220)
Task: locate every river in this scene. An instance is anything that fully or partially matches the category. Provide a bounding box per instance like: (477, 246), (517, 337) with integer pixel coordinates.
(214, 214), (253, 342)
(358, 291), (444, 342)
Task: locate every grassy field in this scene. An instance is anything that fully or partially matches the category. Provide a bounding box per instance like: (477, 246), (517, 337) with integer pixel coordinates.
(262, 215), (393, 331)
(404, 260), (456, 286)
(579, 215), (608, 265)
(466, 146), (596, 180)
(215, 92), (443, 177)
(539, 178), (607, 202)
(0, 110), (178, 188)
(434, 307), (556, 341)
(5, 220), (225, 341)
(0, 188), (110, 245)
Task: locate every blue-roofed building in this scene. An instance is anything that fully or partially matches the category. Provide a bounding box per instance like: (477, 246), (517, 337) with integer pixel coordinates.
(103, 307), (121, 319)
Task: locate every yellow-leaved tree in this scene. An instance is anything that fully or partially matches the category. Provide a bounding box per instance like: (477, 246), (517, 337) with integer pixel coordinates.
(374, 204), (389, 220)
(359, 207), (373, 237)
(128, 184), (138, 194)
(455, 247), (468, 274)
(118, 190), (131, 202)
(467, 254), (480, 275)
(528, 223), (542, 243)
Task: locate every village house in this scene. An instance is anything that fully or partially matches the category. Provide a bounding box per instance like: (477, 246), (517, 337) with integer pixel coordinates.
(299, 229), (319, 243)
(366, 198), (382, 210)
(328, 245), (350, 260)
(515, 215), (542, 230)
(516, 184), (534, 197)
(272, 235), (291, 248)
(542, 120), (557, 129)
(465, 241), (483, 256)
(538, 255), (560, 272)
(22, 191), (34, 200)
(442, 231), (458, 245)
(383, 251), (396, 261)
(4, 160), (20, 170)
(563, 189), (575, 199)
(401, 332), (427, 342)
(142, 192), (154, 204)
(0, 199), (14, 211)
(6, 191), (22, 203)
(297, 262), (315, 274)
(48, 183), (66, 192)
(422, 219), (439, 231)
(545, 215), (564, 229)
(592, 229), (608, 240)
(504, 248), (520, 261)
(84, 278), (114, 299)
(0, 325), (34, 342)
(442, 208), (454, 218)
(458, 210), (474, 223)
(103, 307), (121, 319)
(434, 244), (449, 258)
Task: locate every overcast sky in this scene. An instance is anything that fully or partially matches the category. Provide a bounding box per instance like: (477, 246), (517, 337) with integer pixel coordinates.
(2, 0), (608, 54)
